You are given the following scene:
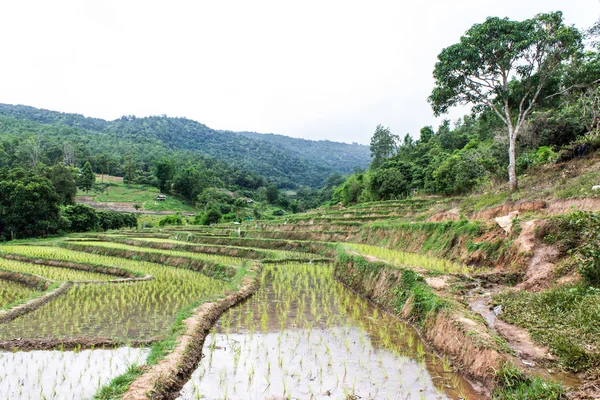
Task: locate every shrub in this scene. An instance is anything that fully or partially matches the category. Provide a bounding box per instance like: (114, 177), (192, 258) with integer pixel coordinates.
(63, 204), (100, 232)
(194, 207), (222, 225)
(568, 211), (600, 286)
(158, 215), (183, 227)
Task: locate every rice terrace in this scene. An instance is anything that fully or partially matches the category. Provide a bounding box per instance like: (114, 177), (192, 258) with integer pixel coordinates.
(1, 1), (600, 399)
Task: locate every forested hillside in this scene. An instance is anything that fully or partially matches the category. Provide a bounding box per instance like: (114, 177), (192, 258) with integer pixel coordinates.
(234, 131), (369, 175)
(0, 104), (369, 188)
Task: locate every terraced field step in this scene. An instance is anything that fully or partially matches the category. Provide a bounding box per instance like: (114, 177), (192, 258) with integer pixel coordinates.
(0, 243), (234, 341)
(80, 236), (327, 263)
(61, 241), (241, 279)
(0, 257), (118, 282)
(0, 278), (39, 309)
(119, 232), (335, 256)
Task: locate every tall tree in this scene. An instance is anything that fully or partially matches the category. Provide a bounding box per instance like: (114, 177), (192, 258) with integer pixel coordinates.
(155, 158), (174, 194)
(428, 12), (582, 191)
(369, 125), (399, 168)
(49, 163), (77, 205)
(78, 161), (95, 193)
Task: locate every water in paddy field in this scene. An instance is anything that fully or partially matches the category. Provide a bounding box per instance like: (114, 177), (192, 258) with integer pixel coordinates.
(178, 264), (483, 400)
(0, 347), (149, 400)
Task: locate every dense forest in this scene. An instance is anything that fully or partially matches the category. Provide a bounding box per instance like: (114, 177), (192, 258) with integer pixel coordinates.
(333, 12), (600, 205)
(0, 104), (370, 189)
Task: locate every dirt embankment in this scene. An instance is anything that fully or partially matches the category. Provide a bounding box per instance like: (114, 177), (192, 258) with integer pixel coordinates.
(428, 198), (600, 223)
(0, 337), (155, 352)
(123, 271), (261, 400)
(0, 269), (50, 290)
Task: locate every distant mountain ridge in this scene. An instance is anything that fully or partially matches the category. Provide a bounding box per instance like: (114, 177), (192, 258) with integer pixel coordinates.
(0, 104), (370, 188)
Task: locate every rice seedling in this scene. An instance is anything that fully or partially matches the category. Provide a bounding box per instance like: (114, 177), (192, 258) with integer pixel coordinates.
(0, 347), (148, 400)
(177, 263), (478, 399)
(0, 243), (235, 341)
(345, 243), (470, 274)
(0, 279), (37, 309)
(0, 258), (115, 282)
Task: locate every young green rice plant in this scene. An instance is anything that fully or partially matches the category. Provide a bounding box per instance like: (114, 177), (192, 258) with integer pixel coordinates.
(0, 243), (235, 341)
(345, 243), (469, 274)
(0, 278), (38, 309)
(0, 258), (115, 282)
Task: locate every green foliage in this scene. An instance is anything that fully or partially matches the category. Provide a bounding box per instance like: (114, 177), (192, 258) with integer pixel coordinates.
(369, 159), (411, 200)
(78, 161), (95, 192)
(154, 158), (174, 194)
(158, 214), (184, 227)
(492, 363), (565, 400)
(429, 148), (485, 195)
(369, 124), (398, 168)
(0, 168), (64, 240)
(63, 204), (137, 232)
(428, 11), (582, 191)
(0, 104), (370, 189)
(195, 207), (222, 225)
(93, 365), (144, 400)
(63, 204), (100, 232)
(48, 163), (77, 205)
(568, 211), (600, 286)
(332, 173), (366, 206)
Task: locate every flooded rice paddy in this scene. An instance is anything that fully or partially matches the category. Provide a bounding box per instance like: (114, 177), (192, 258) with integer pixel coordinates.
(178, 263), (482, 400)
(0, 346), (148, 399)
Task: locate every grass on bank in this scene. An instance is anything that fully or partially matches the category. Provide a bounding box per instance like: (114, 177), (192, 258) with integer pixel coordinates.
(494, 284), (600, 372)
(492, 363), (565, 400)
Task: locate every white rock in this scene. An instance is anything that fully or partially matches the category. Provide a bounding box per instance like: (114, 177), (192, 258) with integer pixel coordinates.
(592, 185), (600, 190)
(495, 210), (520, 234)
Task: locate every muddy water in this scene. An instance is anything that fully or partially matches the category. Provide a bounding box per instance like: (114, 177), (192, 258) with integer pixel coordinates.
(0, 346), (148, 399)
(178, 264), (483, 400)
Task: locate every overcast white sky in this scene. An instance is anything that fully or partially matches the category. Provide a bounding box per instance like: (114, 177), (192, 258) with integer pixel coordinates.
(0, 1), (598, 144)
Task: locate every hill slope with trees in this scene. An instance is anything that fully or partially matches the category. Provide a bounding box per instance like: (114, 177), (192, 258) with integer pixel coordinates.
(0, 104), (370, 188)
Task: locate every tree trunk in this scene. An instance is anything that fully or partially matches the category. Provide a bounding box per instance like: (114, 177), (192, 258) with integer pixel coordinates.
(508, 126), (518, 192)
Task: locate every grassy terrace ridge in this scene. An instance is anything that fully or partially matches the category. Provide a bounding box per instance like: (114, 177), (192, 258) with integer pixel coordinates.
(344, 243), (470, 274)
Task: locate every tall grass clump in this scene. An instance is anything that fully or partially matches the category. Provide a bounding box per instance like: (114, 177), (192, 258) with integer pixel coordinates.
(492, 363), (565, 400)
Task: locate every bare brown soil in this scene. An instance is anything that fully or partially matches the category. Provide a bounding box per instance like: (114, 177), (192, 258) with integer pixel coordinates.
(427, 208), (461, 222)
(124, 271), (260, 400)
(0, 269), (50, 290)
(472, 200), (547, 220)
(0, 337), (155, 351)
(515, 219), (560, 291)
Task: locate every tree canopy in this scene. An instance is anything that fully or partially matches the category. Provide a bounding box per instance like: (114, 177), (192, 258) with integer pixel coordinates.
(428, 11), (582, 191)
